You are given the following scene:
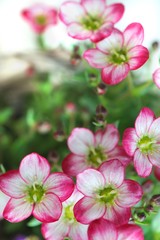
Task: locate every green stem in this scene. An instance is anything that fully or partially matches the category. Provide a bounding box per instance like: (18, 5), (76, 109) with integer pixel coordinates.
(36, 34), (46, 50)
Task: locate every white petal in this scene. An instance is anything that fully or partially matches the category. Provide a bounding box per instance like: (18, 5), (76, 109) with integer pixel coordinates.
(19, 153), (50, 184)
(68, 128), (95, 155)
(60, 2), (85, 24)
(77, 169), (105, 196)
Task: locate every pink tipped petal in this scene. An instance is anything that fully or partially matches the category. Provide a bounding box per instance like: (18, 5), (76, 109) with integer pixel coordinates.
(0, 170), (26, 198)
(68, 128), (95, 155)
(124, 23), (144, 49)
(128, 46), (149, 70)
(108, 146), (132, 166)
(67, 23), (92, 39)
(122, 128), (138, 156)
(62, 153), (87, 177)
(103, 3), (124, 23)
(83, 49), (108, 68)
(134, 149), (152, 177)
(148, 117), (160, 141)
(95, 124), (119, 151)
(102, 64), (129, 85)
(77, 169), (105, 196)
(59, 2), (85, 24)
(74, 197), (105, 224)
(82, 0), (106, 16)
(3, 198), (33, 223)
(118, 224), (144, 240)
(148, 149), (160, 168)
(97, 29), (123, 53)
(44, 173), (74, 201)
(41, 221), (69, 240)
(69, 223), (89, 240)
(104, 204), (131, 226)
(153, 68), (160, 89)
(88, 218), (117, 240)
(90, 22), (113, 43)
(135, 107), (155, 137)
(99, 160), (125, 187)
(19, 153), (50, 184)
(33, 193), (62, 223)
(116, 180), (142, 207)
(0, 191), (10, 219)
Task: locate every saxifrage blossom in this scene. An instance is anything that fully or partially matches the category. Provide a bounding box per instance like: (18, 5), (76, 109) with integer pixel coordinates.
(153, 68), (160, 89)
(122, 107), (160, 177)
(84, 22), (149, 85)
(41, 187), (89, 240)
(0, 190), (10, 219)
(74, 159), (142, 225)
(0, 153), (74, 223)
(59, 0), (124, 43)
(21, 3), (58, 34)
(62, 126), (131, 176)
(88, 218), (144, 240)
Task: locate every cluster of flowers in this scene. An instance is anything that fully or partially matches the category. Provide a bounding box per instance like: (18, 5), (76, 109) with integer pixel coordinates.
(1, 0), (160, 239)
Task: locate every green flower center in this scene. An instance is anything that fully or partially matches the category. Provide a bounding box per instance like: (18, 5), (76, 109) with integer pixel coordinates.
(98, 186), (117, 204)
(137, 135), (155, 154)
(81, 15), (103, 31)
(63, 204), (75, 224)
(27, 183), (45, 203)
(87, 146), (106, 167)
(110, 49), (128, 65)
(35, 14), (47, 25)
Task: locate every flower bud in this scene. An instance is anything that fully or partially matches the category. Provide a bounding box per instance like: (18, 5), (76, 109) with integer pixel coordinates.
(97, 82), (107, 95)
(150, 194), (160, 206)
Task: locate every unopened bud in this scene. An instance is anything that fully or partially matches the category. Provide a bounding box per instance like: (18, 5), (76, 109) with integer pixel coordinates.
(145, 204), (154, 213)
(36, 121), (52, 134)
(53, 129), (65, 142)
(97, 82), (107, 95)
(150, 194), (160, 206)
(48, 150), (59, 164)
(96, 105), (108, 117)
(134, 212), (146, 222)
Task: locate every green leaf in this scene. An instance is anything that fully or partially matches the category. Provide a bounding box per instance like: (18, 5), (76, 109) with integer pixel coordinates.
(0, 108), (13, 124)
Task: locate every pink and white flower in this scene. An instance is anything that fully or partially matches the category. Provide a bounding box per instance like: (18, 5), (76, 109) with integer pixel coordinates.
(88, 218), (117, 240)
(84, 23), (149, 85)
(122, 107), (160, 177)
(117, 224), (144, 240)
(41, 187), (89, 240)
(88, 218), (144, 240)
(21, 3), (58, 34)
(153, 68), (160, 89)
(74, 159), (142, 225)
(59, 0), (124, 42)
(62, 126), (131, 176)
(0, 190), (10, 220)
(0, 153), (74, 223)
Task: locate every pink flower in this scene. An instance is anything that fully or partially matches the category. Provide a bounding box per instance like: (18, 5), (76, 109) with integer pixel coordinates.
(88, 218), (117, 240)
(59, 0), (124, 42)
(0, 153), (74, 223)
(84, 23), (149, 85)
(62, 126), (131, 176)
(122, 107), (160, 177)
(41, 187), (89, 240)
(74, 159), (142, 225)
(88, 218), (144, 240)
(0, 190), (10, 220)
(21, 3), (58, 34)
(153, 68), (160, 89)
(117, 224), (144, 240)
